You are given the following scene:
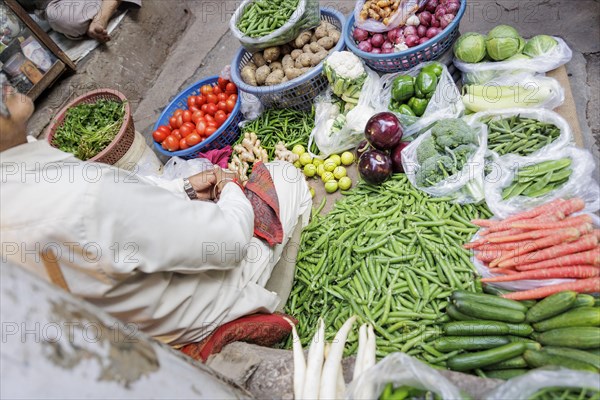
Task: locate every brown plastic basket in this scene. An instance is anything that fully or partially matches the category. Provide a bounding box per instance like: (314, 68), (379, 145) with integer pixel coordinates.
(46, 89), (135, 165)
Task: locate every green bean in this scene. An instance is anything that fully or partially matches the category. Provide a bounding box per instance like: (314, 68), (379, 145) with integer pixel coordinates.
(484, 116), (562, 156)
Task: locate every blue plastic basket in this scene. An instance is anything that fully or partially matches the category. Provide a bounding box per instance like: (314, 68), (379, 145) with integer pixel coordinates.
(230, 8), (345, 111)
(344, 0), (466, 73)
(153, 76), (242, 159)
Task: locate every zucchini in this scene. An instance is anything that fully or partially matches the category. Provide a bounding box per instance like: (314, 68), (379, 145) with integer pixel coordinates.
(447, 342), (526, 372)
(534, 327), (600, 349)
(523, 350), (598, 372)
(443, 321), (510, 336)
(505, 323), (534, 337)
(526, 291), (577, 323)
(483, 356), (528, 370)
(454, 299), (526, 323)
(573, 294), (596, 308)
(483, 369), (528, 380)
(432, 336), (511, 352)
(446, 304), (476, 321)
(533, 307), (600, 332)
(452, 291), (528, 313)
(543, 346), (600, 369)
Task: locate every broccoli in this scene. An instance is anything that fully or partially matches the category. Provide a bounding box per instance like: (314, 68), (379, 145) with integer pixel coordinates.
(431, 119), (478, 149)
(416, 137), (439, 164)
(416, 154), (455, 187)
(447, 144), (477, 167)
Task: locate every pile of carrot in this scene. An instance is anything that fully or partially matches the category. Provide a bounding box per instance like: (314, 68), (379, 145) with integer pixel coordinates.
(464, 198), (600, 300)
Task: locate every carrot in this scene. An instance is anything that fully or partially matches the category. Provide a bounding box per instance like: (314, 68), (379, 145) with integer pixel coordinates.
(502, 198), (566, 223)
(472, 219), (495, 228)
(498, 234), (599, 269)
(516, 248), (600, 271)
(509, 214), (593, 230)
(488, 233), (577, 268)
(487, 228), (580, 244)
(485, 228), (526, 240)
(493, 268), (520, 275)
(501, 277), (600, 300)
(475, 243), (525, 251)
(484, 212), (564, 234)
(554, 197), (585, 217)
(593, 229), (600, 240)
(476, 252), (504, 263)
(464, 239), (487, 249)
(483, 266), (600, 283)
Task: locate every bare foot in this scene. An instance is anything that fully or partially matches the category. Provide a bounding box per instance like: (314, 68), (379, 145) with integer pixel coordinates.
(87, 19), (111, 42)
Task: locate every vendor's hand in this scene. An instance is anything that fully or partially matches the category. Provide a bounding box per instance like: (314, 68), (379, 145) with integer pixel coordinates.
(213, 166), (242, 199)
(188, 170), (217, 201)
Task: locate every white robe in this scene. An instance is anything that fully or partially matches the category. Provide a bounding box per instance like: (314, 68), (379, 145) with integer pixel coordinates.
(0, 141), (312, 345)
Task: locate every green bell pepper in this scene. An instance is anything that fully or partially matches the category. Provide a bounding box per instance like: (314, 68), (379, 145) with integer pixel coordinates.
(414, 84), (425, 99)
(416, 70), (438, 95)
(408, 97), (429, 117)
(421, 62), (443, 77)
(391, 75), (415, 103)
(397, 104), (416, 116)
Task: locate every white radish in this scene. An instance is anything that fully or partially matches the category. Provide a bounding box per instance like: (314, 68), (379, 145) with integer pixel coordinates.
(353, 323), (368, 380)
(303, 318), (325, 399)
(285, 318), (305, 400)
(319, 316), (357, 400)
(363, 324), (377, 372)
(336, 363), (346, 399)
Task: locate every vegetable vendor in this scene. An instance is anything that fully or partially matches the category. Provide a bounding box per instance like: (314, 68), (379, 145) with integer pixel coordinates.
(0, 82), (313, 347)
(16, 0), (141, 42)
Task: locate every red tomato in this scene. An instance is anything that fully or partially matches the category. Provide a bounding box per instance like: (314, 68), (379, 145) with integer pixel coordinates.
(174, 109), (183, 118)
(152, 129), (169, 143)
(187, 96), (197, 109)
(215, 110), (228, 125)
(217, 77), (229, 90)
(207, 120), (218, 128)
(163, 135), (180, 151)
(179, 138), (190, 150)
(225, 82), (237, 94)
(201, 103), (209, 113)
(158, 125), (171, 134)
(179, 124), (193, 138)
(192, 111), (204, 125)
(182, 110), (192, 123)
(216, 101), (227, 112)
(226, 98), (236, 113)
(206, 94), (218, 105)
(176, 114), (184, 128)
(171, 129), (182, 140)
(195, 121), (207, 136)
(228, 93), (238, 103)
(200, 85), (213, 96)
(189, 105), (200, 113)
(186, 132), (202, 146)
(213, 86), (222, 95)
(205, 126), (217, 136)
(205, 103), (218, 116)
(169, 116), (178, 129)
(196, 95), (206, 106)
(204, 114), (215, 123)
(217, 93), (228, 102)
(183, 122), (195, 131)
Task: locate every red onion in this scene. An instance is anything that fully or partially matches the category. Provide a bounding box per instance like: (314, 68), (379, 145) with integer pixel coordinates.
(387, 27), (399, 43)
(435, 6), (447, 19)
(426, 27), (441, 38)
(425, 0), (438, 13)
(417, 25), (428, 38)
(358, 40), (373, 52)
(419, 11), (433, 27)
(440, 13), (455, 29)
(394, 32), (405, 44)
(371, 33), (385, 48)
(382, 47), (395, 54)
(353, 27), (369, 42)
(445, 2), (460, 14)
(403, 25), (417, 37)
(405, 35), (420, 47)
(371, 47), (382, 54)
(418, 37), (429, 45)
(431, 17), (440, 27)
(382, 41), (394, 50)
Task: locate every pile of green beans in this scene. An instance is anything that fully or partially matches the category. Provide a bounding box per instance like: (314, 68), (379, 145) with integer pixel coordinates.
(238, 107), (315, 159)
(236, 0), (300, 38)
(483, 116), (561, 156)
(284, 174), (492, 363)
(527, 387), (600, 400)
(502, 158), (572, 200)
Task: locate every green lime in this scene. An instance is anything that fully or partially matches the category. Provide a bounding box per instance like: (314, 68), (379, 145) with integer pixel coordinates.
(316, 164), (325, 177)
(321, 171), (335, 183)
(333, 166), (347, 180)
(329, 154), (342, 166)
(293, 160), (302, 168)
(341, 151), (355, 166)
(292, 144), (306, 156)
(303, 163), (317, 177)
(313, 158), (324, 167)
(324, 159), (337, 172)
(309, 186), (315, 198)
(324, 180), (338, 193)
(338, 176), (352, 190)
(299, 153), (313, 166)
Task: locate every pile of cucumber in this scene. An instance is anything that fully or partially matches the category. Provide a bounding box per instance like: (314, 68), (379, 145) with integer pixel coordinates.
(431, 290), (600, 379)
(378, 384), (442, 400)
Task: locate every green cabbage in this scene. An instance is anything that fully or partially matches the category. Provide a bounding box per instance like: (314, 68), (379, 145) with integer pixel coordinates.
(454, 32), (487, 63)
(488, 25), (520, 39)
(486, 25), (521, 61)
(523, 35), (558, 57)
(505, 53), (531, 62)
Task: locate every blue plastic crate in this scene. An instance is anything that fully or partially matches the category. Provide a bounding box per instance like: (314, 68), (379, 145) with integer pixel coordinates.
(230, 8), (346, 111)
(344, 0), (466, 73)
(153, 76), (242, 159)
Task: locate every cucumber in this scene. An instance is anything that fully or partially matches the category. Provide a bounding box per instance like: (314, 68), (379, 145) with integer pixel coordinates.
(523, 350), (599, 372)
(443, 321), (510, 336)
(526, 291), (577, 323)
(534, 327), (600, 349)
(447, 343), (526, 372)
(483, 356), (528, 370)
(505, 323), (534, 337)
(533, 307), (600, 332)
(452, 291), (528, 313)
(506, 336), (539, 344)
(573, 294), (596, 308)
(433, 336), (511, 352)
(588, 348), (600, 356)
(454, 299), (526, 323)
(483, 369), (528, 380)
(446, 304), (476, 321)
(543, 346), (600, 369)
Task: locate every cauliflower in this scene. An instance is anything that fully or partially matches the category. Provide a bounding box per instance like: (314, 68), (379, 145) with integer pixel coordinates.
(323, 51), (367, 105)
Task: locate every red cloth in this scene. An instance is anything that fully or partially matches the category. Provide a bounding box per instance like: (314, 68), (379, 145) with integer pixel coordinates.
(179, 313), (297, 363)
(244, 162), (284, 246)
(197, 146), (232, 168)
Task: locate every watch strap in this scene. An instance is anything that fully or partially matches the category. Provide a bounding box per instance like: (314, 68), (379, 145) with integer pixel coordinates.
(183, 177), (197, 200)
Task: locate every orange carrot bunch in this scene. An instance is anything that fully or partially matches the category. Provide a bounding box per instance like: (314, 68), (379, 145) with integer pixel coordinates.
(465, 198), (600, 300)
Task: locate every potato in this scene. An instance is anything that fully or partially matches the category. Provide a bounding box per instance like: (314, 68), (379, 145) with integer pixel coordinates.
(291, 49), (303, 60)
(311, 32), (318, 43)
(310, 42), (324, 53)
(280, 44), (292, 55)
(311, 51), (328, 66)
(294, 59), (304, 69)
(294, 31), (312, 48)
(297, 53), (312, 67)
(302, 44), (312, 54)
(255, 65), (271, 85)
(241, 65), (257, 86)
(270, 61), (283, 71)
(328, 29), (341, 44)
(282, 54), (294, 70)
(263, 46), (281, 63)
(317, 37), (336, 50)
(252, 52), (266, 68)
(281, 76), (289, 83)
(285, 67), (309, 80)
(265, 69), (285, 86)
(315, 22), (328, 39)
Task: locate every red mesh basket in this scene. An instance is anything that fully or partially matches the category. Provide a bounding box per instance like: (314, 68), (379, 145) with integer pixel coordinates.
(46, 89), (135, 165)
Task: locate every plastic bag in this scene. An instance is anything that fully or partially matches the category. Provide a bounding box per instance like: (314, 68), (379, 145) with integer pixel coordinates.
(484, 146), (600, 219)
(484, 369), (600, 400)
(308, 67), (381, 157)
(401, 119), (488, 204)
(464, 108), (574, 158)
(376, 61), (465, 138)
(143, 156), (213, 180)
(353, 0), (426, 33)
(345, 353), (464, 400)
(230, 0), (320, 52)
(454, 36), (572, 85)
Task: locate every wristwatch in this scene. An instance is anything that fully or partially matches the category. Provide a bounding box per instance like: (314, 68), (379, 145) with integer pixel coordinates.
(182, 177), (197, 200)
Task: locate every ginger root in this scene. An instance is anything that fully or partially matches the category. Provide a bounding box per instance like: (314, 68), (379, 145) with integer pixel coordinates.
(274, 142), (299, 163)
